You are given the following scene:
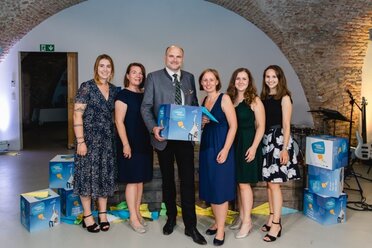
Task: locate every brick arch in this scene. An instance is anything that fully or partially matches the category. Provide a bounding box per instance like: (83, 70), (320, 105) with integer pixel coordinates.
(1, 0), (371, 139)
(208, 0), (372, 139)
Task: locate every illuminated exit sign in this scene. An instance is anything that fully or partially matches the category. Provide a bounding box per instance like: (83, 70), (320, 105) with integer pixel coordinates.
(40, 44), (55, 52)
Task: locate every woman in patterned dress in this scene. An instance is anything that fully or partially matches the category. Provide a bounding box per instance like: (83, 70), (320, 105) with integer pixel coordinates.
(73, 54), (117, 233)
(260, 65), (301, 242)
(226, 68), (265, 239)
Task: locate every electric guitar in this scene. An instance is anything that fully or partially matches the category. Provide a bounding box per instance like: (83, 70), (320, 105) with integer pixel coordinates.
(355, 131), (372, 160)
(354, 97), (371, 160)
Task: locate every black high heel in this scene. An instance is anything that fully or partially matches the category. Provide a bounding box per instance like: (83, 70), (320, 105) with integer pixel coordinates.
(98, 211), (110, 232)
(261, 212), (273, 232)
(82, 214), (100, 233)
(263, 220), (282, 242)
(205, 227), (217, 235)
(213, 232), (225, 246)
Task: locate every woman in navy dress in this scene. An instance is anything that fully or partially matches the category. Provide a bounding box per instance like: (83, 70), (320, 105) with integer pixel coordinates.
(115, 63), (153, 234)
(199, 69), (237, 246)
(74, 54), (117, 233)
(260, 65), (301, 242)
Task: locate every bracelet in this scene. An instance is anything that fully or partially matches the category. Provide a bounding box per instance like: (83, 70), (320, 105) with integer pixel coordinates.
(77, 141), (85, 145)
(123, 143), (129, 147)
(76, 137), (84, 140)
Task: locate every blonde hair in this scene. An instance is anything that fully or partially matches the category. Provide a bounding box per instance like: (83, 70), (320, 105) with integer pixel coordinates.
(93, 54), (115, 83)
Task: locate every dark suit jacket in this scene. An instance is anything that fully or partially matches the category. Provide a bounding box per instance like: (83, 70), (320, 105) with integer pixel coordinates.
(141, 68), (199, 150)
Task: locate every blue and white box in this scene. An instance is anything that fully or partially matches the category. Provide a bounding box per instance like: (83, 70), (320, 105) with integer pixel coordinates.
(49, 154), (74, 189)
(58, 188), (83, 217)
(20, 188), (61, 232)
(303, 189), (347, 225)
(158, 104), (203, 141)
(308, 165), (344, 197)
(306, 135), (348, 170)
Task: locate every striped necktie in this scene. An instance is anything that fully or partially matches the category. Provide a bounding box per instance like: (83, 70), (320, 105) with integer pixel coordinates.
(173, 74), (182, 105)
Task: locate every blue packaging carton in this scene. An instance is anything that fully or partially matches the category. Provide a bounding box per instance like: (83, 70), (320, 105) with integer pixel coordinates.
(20, 188), (61, 232)
(308, 165), (344, 197)
(303, 189), (347, 225)
(305, 135), (348, 170)
(158, 104), (203, 141)
(49, 154), (74, 189)
(58, 188), (83, 217)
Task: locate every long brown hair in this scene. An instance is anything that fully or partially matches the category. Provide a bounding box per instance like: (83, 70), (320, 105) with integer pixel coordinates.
(123, 62), (146, 88)
(260, 65), (291, 100)
(226, 68), (257, 105)
(93, 54), (115, 83)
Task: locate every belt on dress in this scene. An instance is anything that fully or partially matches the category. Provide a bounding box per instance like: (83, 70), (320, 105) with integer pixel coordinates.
(267, 125), (282, 131)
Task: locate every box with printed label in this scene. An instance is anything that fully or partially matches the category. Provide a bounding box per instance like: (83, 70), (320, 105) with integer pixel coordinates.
(303, 189), (347, 225)
(20, 188), (61, 232)
(58, 188), (83, 217)
(305, 135), (348, 170)
(308, 165), (344, 197)
(49, 154), (74, 189)
(157, 104), (203, 141)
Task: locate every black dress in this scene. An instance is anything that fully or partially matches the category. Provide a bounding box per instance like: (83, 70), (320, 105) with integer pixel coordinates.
(262, 96), (301, 182)
(116, 89), (153, 183)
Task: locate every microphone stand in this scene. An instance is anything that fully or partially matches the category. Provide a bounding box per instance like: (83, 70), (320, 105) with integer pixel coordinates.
(345, 91), (365, 209)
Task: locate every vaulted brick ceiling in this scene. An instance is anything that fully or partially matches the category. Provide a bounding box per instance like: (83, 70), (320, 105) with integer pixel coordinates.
(1, 0), (371, 135)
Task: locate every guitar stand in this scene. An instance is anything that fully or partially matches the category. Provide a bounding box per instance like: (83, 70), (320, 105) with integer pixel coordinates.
(343, 92), (371, 211)
(344, 158), (366, 208)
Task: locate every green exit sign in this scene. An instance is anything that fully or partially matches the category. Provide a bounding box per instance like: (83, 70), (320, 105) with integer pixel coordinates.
(40, 44), (55, 52)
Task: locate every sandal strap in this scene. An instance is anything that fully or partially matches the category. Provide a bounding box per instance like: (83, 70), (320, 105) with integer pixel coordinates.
(272, 221), (280, 225)
(98, 211), (107, 214)
(83, 213), (93, 219)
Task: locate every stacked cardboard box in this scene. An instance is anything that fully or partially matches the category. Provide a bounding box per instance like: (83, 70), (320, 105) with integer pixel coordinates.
(49, 155), (83, 217)
(303, 135), (348, 225)
(20, 189), (60, 232)
(20, 154), (82, 232)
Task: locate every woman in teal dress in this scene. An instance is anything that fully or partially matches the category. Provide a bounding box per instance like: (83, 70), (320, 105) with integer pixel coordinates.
(227, 68), (265, 239)
(199, 69), (237, 246)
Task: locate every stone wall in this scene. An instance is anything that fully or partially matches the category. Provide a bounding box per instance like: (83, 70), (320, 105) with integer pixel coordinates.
(208, 0), (372, 144)
(109, 145), (305, 211)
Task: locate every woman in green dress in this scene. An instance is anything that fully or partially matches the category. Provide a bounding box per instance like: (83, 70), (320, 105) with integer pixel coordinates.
(226, 68), (265, 239)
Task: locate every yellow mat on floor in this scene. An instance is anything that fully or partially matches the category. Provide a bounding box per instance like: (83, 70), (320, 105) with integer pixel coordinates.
(252, 202), (299, 216)
(175, 205), (238, 224)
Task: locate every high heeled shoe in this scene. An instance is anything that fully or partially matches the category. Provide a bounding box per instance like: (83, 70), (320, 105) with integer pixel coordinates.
(261, 212), (273, 232)
(205, 226), (217, 235)
(129, 220), (146, 234)
(263, 221), (282, 242)
(98, 212), (110, 232)
(235, 222), (252, 239)
(229, 216), (242, 230)
(82, 214), (100, 233)
(213, 232), (225, 246)
(139, 217), (148, 227)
